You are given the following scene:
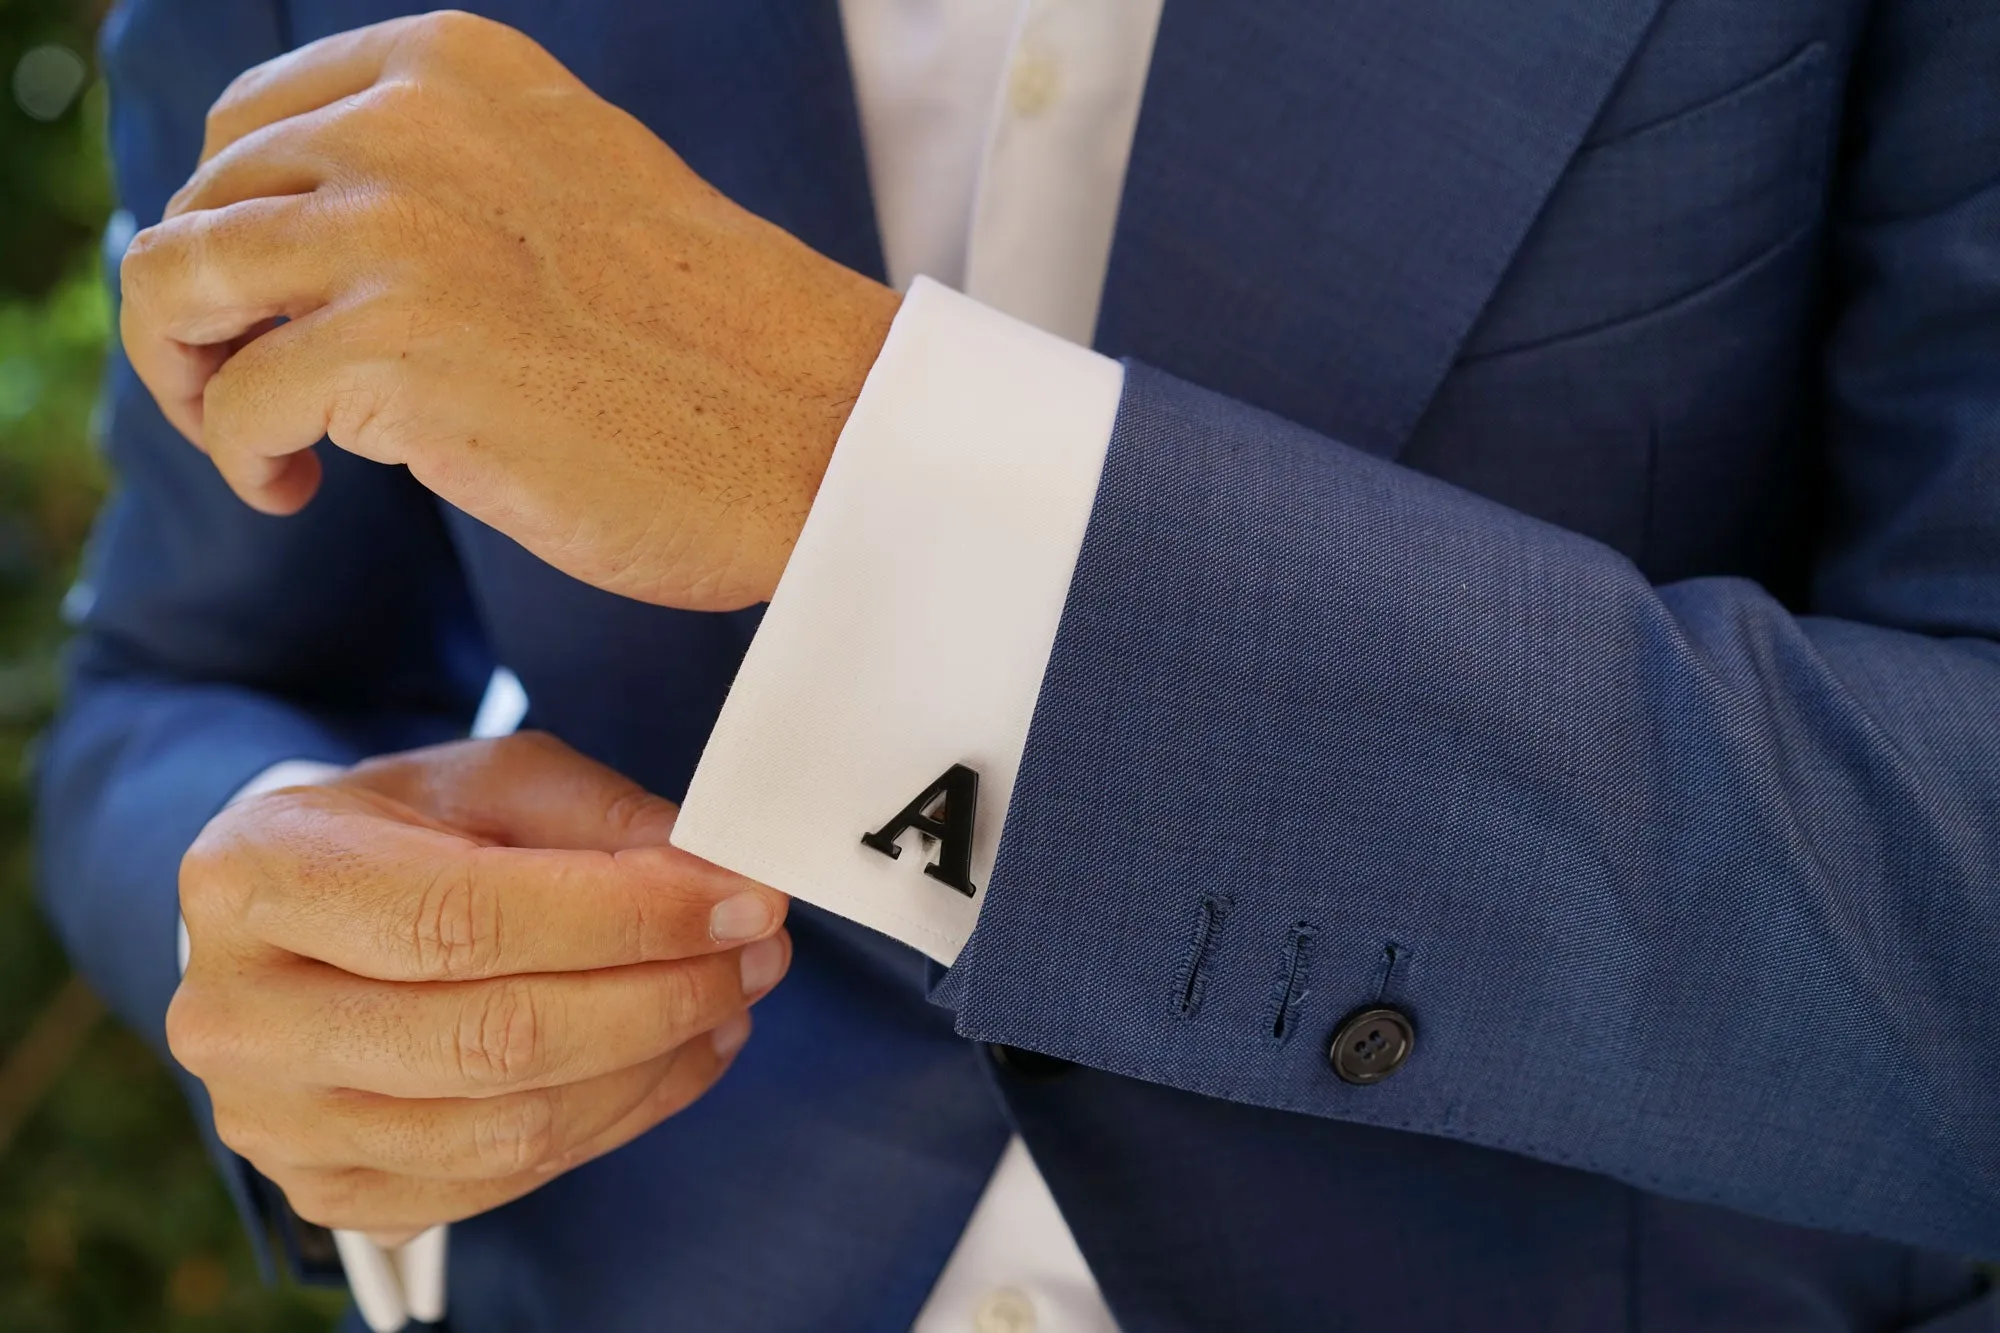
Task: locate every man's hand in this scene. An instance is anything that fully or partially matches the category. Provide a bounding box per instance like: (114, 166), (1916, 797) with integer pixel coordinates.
(167, 732), (792, 1237)
(121, 10), (901, 610)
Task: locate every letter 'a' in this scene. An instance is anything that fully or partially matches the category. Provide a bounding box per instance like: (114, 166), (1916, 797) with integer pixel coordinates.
(860, 764), (980, 897)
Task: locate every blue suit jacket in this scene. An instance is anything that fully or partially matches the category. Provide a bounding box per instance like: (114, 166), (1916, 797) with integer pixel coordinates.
(38, 0), (2000, 1329)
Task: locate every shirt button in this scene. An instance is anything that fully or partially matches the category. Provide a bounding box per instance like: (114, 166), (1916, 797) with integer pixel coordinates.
(1008, 45), (1061, 117)
(1328, 1006), (1415, 1085)
(974, 1286), (1038, 1333)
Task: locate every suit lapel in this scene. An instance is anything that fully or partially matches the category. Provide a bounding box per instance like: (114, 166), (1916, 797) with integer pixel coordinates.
(1095, 0), (1665, 459)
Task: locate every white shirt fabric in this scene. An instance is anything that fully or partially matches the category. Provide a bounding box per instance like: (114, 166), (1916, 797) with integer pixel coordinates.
(216, 2), (1161, 1328)
(677, 2), (1163, 1331)
(674, 277), (1121, 963)
(842, 0), (1166, 345)
(677, 0), (1157, 995)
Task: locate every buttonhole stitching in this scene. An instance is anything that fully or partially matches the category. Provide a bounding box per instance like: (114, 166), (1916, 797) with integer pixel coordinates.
(1172, 894), (1231, 1019)
(1266, 923), (1318, 1043)
(1375, 941), (1409, 1003)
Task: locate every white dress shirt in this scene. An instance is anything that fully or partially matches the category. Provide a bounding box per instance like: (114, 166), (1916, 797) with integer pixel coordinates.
(685, 2), (1165, 1330)
(215, 3), (1162, 1328)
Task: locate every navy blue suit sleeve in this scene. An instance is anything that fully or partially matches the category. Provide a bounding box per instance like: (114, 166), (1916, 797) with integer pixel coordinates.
(34, 0), (488, 1259)
(945, 1), (2000, 1259)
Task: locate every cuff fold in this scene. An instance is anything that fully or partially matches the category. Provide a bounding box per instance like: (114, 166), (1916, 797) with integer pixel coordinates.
(674, 277), (1122, 963)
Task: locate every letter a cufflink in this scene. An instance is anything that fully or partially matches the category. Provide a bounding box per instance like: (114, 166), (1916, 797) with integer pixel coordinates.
(860, 764), (981, 897)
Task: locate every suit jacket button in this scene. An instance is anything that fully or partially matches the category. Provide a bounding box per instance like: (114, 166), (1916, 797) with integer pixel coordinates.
(987, 1043), (1073, 1079)
(1329, 1007), (1414, 1085)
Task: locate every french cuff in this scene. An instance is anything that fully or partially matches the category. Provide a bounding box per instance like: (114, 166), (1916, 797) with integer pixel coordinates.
(673, 276), (1121, 964)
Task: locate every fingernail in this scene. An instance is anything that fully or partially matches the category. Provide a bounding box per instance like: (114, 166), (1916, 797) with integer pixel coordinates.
(711, 1012), (752, 1059)
(709, 891), (774, 943)
(739, 936), (787, 997)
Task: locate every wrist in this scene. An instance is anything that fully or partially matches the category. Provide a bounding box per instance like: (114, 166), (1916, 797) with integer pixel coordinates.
(750, 274), (902, 603)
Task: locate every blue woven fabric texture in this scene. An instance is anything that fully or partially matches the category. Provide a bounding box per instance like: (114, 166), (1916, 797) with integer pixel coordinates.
(958, 0), (2000, 1276)
(38, 0), (2000, 1327)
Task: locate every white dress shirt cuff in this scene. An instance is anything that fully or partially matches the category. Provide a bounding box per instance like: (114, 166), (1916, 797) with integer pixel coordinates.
(673, 276), (1122, 963)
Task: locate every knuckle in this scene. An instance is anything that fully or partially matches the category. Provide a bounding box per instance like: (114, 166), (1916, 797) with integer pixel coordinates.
(181, 802), (297, 935)
(209, 1104), (274, 1163)
(203, 93), (235, 136)
(163, 983), (223, 1074)
(323, 371), (393, 455)
(652, 962), (710, 1036)
(501, 729), (560, 758)
(623, 880), (671, 964)
(206, 62), (268, 132)
(474, 1090), (560, 1177)
(201, 91), (249, 154)
(117, 224), (170, 300)
(411, 855), (500, 980)
(165, 979), (260, 1082)
(453, 980), (549, 1088)
(599, 785), (669, 843)
(122, 213), (232, 309)
(338, 79), (422, 151)
(282, 1170), (366, 1231)
(488, 730), (557, 774)
(361, 75), (423, 116)
(421, 9), (498, 45)
(177, 826), (234, 914)
(403, 9), (494, 64)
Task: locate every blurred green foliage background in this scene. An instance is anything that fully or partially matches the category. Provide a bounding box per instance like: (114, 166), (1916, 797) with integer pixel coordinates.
(2, 2), (344, 1327)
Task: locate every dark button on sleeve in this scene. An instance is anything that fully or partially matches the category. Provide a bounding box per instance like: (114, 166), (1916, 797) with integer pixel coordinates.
(1329, 1007), (1414, 1085)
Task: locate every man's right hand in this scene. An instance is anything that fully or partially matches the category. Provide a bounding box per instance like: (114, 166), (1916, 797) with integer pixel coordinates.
(166, 732), (791, 1238)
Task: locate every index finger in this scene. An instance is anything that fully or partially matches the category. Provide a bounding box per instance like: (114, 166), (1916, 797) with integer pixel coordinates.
(200, 15), (421, 163)
(216, 791), (787, 981)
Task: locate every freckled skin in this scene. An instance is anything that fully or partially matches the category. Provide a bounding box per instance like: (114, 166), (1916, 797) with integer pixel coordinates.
(120, 10), (902, 611)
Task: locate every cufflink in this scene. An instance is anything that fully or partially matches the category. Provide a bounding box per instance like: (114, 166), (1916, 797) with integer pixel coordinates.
(860, 763), (981, 896)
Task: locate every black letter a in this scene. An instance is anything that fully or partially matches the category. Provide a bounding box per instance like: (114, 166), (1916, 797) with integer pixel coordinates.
(860, 764), (980, 897)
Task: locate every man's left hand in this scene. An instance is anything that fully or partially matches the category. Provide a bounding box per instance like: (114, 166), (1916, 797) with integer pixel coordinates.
(121, 10), (901, 611)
